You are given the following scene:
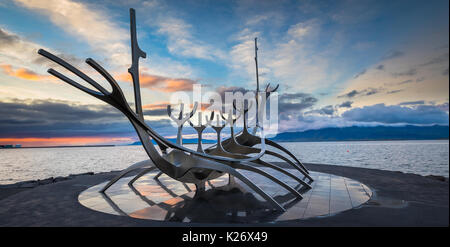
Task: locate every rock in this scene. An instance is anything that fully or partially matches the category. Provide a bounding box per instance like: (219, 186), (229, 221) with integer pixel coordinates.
(37, 177), (54, 185)
(425, 175), (447, 182)
(69, 172), (94, 177)
(54, 176), (69, 183)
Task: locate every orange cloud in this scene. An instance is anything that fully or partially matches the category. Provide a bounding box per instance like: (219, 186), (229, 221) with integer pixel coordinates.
(143, 101), (170, 110)
(192, 102), (211, 111)
(143, 101), (210, 111)
(0, 64), (51, 81)
(117, 72), (196, 92)
(0, 136), (133, 147)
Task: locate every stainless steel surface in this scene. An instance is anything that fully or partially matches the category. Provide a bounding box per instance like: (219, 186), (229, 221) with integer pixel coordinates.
(79, 170), (372, 223)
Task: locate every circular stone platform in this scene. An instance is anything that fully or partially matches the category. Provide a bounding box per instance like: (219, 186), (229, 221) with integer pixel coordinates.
(79, 168), (372, 223)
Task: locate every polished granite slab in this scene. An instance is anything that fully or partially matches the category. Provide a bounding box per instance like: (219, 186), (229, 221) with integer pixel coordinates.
(79, 168), (372, 223)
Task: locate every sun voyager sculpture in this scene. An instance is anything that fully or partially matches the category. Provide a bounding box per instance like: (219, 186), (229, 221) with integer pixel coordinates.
(37, 8), (313, 212)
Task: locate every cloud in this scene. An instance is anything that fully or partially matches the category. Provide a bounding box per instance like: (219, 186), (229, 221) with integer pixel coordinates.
(0, 28), (45, 67)
(397, 79), (413, 85)
(13, 0), (129, 66)
(353, 69), (366, 79)
(419, 52), (449, 67)
(117, 72), (196, 92)
(0, 27), (83, 78)
(436, 102), (449, 112)
(228, 18), (332, 92)
(0, 98), (126, 138)
(0, 28), (20, 46)
(278, 102), (449, 133)
(387, 89), (403, 94)
(415, 77), (425, 82)
(342, 103), (449, 125)
(399, 100), (425, 105)
(338, 89), (359, 98)
(392, 68), (417, 77)
(215, 86), (252, 101)
(0, 98), (172, 145)
(365, 88), (379, 96)
(0, 64), (51, 81)
(376, 64), (384, 70)
(305, 105), (335, 115)
(0, 136), (136, 146)
(287, 21), (315, 40)
(338, 87), (382, 98)
(139, 1), (225, 61)
(156, 17), (225, 61)
(382, 50), (404, 60)
(278, 93), (318, 119)
(143, 101), (170, 116)
(338, 101), (353, 108)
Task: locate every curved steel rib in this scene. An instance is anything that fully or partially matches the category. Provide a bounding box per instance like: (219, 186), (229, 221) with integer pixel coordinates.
(100, 160), (155, 192)
(211, 109), (311, 189)
(230, 96), (312, 177)
(204, 112), (306, 197)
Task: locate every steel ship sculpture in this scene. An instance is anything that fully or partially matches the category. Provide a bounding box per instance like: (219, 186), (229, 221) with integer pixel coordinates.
(37, 8), (313, 212)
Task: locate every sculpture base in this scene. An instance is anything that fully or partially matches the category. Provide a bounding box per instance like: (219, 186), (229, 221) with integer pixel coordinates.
(79, 169), (372, 223)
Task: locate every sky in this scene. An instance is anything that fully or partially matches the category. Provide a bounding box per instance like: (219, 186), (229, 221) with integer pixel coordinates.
(0, 0), (448, 146)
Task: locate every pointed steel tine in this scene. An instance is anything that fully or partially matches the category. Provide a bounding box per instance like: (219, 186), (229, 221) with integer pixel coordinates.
(167, 105), (181, 124)
(47, 69), (103, 100)
(265, 83), (270, 92)
(189, 102), (198, 118)
(85, 58), (123, 96)
(215, 112), (226, 128)
(188, 119), (194, 127)
(272, 84), (279, 92)
(178, 103), (184, 120)
(205, 111), (213, 126)
(188, 111), (202, 128)
(167, 105), (172, 117)
(38, 49), (109, 96)
(233, 100), (244, 115)
(245, 100), (254, 113)
(220, 110), (228, 124)
(232, 100), (238, 111)
(176, 102), (197, 126)
(266, 84), (279, 98)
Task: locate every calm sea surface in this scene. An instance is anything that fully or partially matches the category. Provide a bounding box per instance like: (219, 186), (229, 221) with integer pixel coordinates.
(0, 140), (448, 184)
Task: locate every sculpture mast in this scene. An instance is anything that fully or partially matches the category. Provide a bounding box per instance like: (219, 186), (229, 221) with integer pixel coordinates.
(254, 37), (260, 126)
(128, 8), (147, 120)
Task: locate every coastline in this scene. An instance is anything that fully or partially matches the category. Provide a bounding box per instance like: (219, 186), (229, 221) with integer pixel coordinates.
(2, 138), (447, 149)
(0, 163), (448, 226)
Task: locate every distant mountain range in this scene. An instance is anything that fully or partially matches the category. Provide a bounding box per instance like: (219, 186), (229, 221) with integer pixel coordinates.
(130, 125), (449, 145)
(271, 125), (449, 142)
(129, 125), (448, 145)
